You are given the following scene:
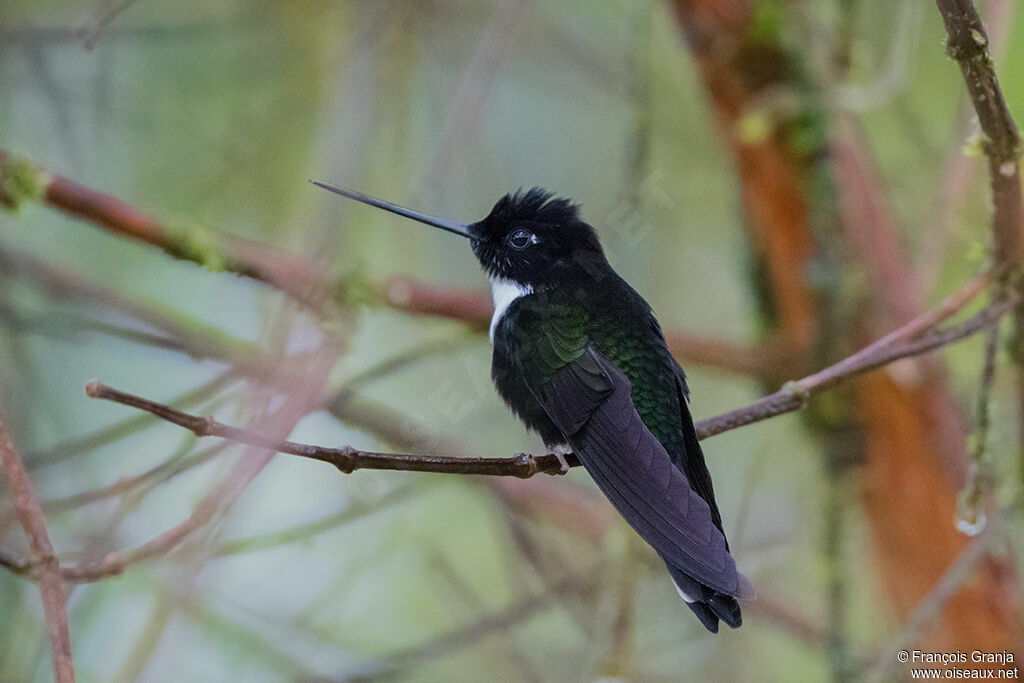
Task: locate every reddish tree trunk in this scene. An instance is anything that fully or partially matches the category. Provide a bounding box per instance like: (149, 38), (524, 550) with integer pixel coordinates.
(670, 0), (1021, 664)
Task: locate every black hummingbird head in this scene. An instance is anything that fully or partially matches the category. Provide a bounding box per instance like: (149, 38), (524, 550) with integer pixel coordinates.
(312, 182), (608, 289)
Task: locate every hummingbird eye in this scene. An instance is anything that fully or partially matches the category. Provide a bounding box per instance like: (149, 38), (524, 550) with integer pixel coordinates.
(508, 229), (534, 250)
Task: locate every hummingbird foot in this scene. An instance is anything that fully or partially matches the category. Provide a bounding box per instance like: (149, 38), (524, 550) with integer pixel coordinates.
(549, 444), (573, 474)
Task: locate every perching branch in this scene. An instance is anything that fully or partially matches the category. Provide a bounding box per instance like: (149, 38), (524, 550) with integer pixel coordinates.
(81, 280), (1012, 480)
(84, 381), (580, 477)
(0, 407), (75, 682)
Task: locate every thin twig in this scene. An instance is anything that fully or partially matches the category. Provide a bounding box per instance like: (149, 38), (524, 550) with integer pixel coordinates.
(0, 299), (184, 354)
(80, 290), (1012, 483)
(346, 564), (603, 678)
(602, 535), (639, 677)
(0, 242), (273, 375)
(697, 288), (1014, 439)
(0, 408), (75, 682)
(0, 548), (31, 575)
(745, 591), (826, 646)
(84, 381), (578, 478)
(0, 151), (781, 378)
(78, 0), (145, 49)
(935, 0), (1023, 267)
(916, 0), (1016, 293)
(1, 442), (230, 533)
(934, 10), (1024, 624)
(823, 451), (852, 682)
(414, 0), (529, 198)
(24, 371), (234, 470)
(0, 151), (328, 310)
(834, 119), (923, 326)
(957, 318), (1002, 532)
(863, 512), (1003, 682)
(213, 482), (429, 557)
(976, 320), (1001, 463)
(53, 350), (339, 584)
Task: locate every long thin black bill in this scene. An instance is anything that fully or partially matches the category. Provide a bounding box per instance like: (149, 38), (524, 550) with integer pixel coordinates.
(311, 181), (475, 240)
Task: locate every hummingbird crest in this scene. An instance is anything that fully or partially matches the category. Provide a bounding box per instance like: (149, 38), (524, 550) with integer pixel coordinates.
(470, 187), (606, 288)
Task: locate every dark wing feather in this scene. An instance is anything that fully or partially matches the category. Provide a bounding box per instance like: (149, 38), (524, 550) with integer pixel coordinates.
(670, 358), (725, 536)
(530, 347), (742, 596)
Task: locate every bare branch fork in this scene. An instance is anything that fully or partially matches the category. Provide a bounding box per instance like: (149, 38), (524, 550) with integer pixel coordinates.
(84, 277), (1013, 478)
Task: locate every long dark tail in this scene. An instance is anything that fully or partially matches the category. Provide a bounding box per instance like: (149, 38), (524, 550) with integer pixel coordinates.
(665, 559), (743, 633)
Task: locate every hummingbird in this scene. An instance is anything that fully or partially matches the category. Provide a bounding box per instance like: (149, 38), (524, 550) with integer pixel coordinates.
(313, 181), (751, 632)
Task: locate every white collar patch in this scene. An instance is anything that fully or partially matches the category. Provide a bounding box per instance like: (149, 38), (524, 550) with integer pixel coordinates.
(489, 278), (533, 343)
